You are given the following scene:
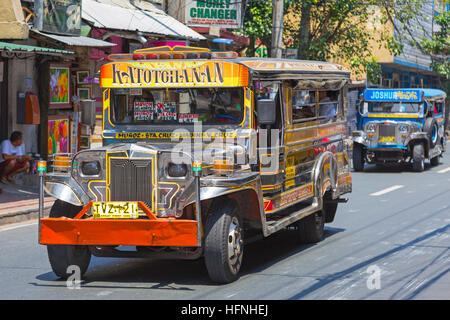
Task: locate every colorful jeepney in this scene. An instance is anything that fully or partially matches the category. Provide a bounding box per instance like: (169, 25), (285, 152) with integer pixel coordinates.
(352, 88), (446, 172)
(39, 46), (352, 283)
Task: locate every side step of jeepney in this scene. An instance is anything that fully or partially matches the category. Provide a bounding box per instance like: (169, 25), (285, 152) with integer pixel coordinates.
(264, 198), (321, 236)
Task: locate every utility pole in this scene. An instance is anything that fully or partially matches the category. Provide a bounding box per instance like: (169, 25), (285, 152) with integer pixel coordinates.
(271, 0), (284, 58)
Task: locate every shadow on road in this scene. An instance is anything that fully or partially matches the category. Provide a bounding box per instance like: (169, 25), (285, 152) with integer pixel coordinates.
(286, 223), (449, 300)
(31, 226), (345, 290)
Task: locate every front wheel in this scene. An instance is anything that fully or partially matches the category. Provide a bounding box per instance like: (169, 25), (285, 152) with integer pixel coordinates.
(412, 143), (425, 172)
(352, 143), (365, 172)
(46, 200), (91, 279)
(204, 201), (244, 284)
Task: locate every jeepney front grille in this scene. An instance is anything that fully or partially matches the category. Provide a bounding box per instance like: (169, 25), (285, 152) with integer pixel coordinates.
(378, 125), (396, 137)
(109, 159), (153, 208)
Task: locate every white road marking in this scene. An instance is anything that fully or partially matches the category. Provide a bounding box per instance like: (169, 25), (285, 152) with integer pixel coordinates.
(370, 185), (404, 196)
(437, 167), (450, 173)
(0, 222), (37, 232)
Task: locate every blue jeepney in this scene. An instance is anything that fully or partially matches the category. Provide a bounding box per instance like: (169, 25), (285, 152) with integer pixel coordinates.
(352, 88), (447, 172)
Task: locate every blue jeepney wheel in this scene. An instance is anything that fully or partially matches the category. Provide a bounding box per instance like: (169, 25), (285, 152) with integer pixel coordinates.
(412, 143), (425, 172)
(352, 143), (365, 172)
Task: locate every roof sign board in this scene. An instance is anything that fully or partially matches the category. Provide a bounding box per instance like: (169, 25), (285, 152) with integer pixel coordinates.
(100, 61), (249, 88)
(185, 0), (242, 29)
(364, 89), (424, 102)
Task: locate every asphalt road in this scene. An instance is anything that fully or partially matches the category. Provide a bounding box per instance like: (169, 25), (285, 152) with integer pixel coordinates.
(1, 149), (449, 300)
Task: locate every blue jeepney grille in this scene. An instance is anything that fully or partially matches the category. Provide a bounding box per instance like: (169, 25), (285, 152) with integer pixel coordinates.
(378, 125), (396, 137)
(109, 159), (153, 208)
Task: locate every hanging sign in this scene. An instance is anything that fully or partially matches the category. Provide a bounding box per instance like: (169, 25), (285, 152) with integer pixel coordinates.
(185, 0), (242, 29)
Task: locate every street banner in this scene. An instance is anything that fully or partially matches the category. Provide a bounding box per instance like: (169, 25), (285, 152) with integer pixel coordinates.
(185, 0), (242, 29)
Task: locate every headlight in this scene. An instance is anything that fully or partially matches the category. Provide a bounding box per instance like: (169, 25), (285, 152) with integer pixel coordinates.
(81, 161), (101, 176)
(366, 123), (376, 132)
(399, 124), (409, 132)
(168, 163), (187, 177)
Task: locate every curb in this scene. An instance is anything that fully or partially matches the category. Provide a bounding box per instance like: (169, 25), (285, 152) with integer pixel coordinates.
(0, 201), (54, 227)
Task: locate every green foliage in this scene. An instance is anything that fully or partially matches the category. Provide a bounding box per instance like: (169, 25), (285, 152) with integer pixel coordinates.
(237, 0), (274, 57)
(421, 9), (450, 79)
(239, 0), (448, 81)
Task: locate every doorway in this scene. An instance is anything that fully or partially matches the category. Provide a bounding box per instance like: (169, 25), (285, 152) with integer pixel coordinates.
(0, 58), (7, 142)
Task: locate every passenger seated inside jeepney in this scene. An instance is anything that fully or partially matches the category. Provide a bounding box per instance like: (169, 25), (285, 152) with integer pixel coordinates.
(318, 90), (338, 120)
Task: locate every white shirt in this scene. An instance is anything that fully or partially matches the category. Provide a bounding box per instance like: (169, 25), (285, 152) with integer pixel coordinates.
(0, 139), (25, 163)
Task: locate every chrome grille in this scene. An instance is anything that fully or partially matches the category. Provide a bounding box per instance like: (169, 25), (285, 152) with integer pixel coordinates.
(109, 159), (152, 207)
(378, 125), (396, 137)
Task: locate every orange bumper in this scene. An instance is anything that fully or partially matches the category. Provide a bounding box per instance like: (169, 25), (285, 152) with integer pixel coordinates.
(39, 202), (199, 247)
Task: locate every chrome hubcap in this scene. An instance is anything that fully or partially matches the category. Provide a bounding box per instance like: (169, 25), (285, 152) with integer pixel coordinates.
(227, 217), (242, 270)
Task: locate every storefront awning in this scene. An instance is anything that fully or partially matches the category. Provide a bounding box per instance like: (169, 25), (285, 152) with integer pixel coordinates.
(0, 41), (73, 56)
(81, 0), (205, 41)
(31, 29), (116, 47)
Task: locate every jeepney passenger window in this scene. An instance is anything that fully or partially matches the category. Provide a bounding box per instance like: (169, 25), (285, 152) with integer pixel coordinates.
(318, 90), (339, 120)
(292, 90), (316, 121)
(435, 102), (443, 114)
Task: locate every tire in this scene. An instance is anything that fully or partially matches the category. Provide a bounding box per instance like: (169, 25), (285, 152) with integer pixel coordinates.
(412, 143), (425, 172)
(352, 143), (365, 172)
(47, 200), (91, 279)
(430, 156), (439, 166)
(296, 210), (325, 244)
(204, 200), (244, 284)
(424, 118), (438, 148)
(323, 199), (338, 223)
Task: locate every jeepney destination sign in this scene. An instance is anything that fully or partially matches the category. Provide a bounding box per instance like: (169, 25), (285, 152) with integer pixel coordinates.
(185, 0), (242, 28)
(364, 89), (424, 102)
(100, 61), (248, 88)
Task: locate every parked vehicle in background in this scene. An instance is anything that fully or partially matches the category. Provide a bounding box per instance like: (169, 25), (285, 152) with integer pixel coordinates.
(352, 88), (446, 172)
(38, 46), (352, 283)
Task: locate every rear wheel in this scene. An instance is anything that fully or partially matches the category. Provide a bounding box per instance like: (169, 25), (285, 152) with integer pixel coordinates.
(296, 210), (325, 244)
(430, 156), (440, 166)
(204, 201), (243, 284)
(47, 200), (91, 279)
(412, 143), (425, 172)
(352, 144), (365, 172)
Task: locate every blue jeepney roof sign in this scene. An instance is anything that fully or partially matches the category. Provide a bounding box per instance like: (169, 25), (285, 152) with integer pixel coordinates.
(364, 89), (424, 102)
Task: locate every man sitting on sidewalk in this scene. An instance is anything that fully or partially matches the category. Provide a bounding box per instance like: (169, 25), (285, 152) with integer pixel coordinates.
(0, 131), (31, 184)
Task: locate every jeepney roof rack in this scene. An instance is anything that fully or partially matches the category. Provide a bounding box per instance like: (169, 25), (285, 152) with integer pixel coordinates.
(108, 46), (239, 62)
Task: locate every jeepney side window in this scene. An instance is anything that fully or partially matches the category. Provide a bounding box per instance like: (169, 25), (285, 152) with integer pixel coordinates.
(435, 102), (443, 115)
(318, 90), (340, 120)
(292, 89), (316, 122)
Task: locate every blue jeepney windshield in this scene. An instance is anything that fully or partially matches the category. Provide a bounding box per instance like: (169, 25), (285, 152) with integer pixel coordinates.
(368, 101), (421, 114)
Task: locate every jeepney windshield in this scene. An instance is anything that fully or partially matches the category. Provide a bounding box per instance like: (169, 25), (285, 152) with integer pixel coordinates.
(110, 87), (244, 125)
(367, 101), (422, 114)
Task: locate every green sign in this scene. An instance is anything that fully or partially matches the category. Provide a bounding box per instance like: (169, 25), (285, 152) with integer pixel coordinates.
(185, 0), (242, 29)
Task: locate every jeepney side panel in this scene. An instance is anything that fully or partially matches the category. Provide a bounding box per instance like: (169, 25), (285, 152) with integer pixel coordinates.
(262, 83), (350, 215)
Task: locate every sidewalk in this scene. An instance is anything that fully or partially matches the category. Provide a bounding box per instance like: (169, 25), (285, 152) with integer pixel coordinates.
(0, 178), (55, 226)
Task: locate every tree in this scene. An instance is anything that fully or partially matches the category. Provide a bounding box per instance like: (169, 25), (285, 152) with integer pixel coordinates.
(239, 0), (274, 57)
(284, 1), (392, 79)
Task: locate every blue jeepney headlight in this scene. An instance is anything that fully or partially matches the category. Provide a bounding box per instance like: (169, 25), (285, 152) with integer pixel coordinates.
(366, 123), (376, 132)
(399, 124), (409, 132)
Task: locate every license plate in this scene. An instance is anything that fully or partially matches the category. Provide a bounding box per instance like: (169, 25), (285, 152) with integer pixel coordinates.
(379, 136), (395, 143)
(92, 202), (139, 219)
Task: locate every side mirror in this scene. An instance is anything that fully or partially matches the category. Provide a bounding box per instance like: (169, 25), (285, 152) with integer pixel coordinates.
(256, 99), (276, 125)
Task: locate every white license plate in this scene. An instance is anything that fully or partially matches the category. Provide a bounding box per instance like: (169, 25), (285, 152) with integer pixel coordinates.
(92, 202), (139, 219)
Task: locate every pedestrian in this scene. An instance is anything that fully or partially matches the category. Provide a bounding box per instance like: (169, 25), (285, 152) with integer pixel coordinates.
(0, 131), (31, 184)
